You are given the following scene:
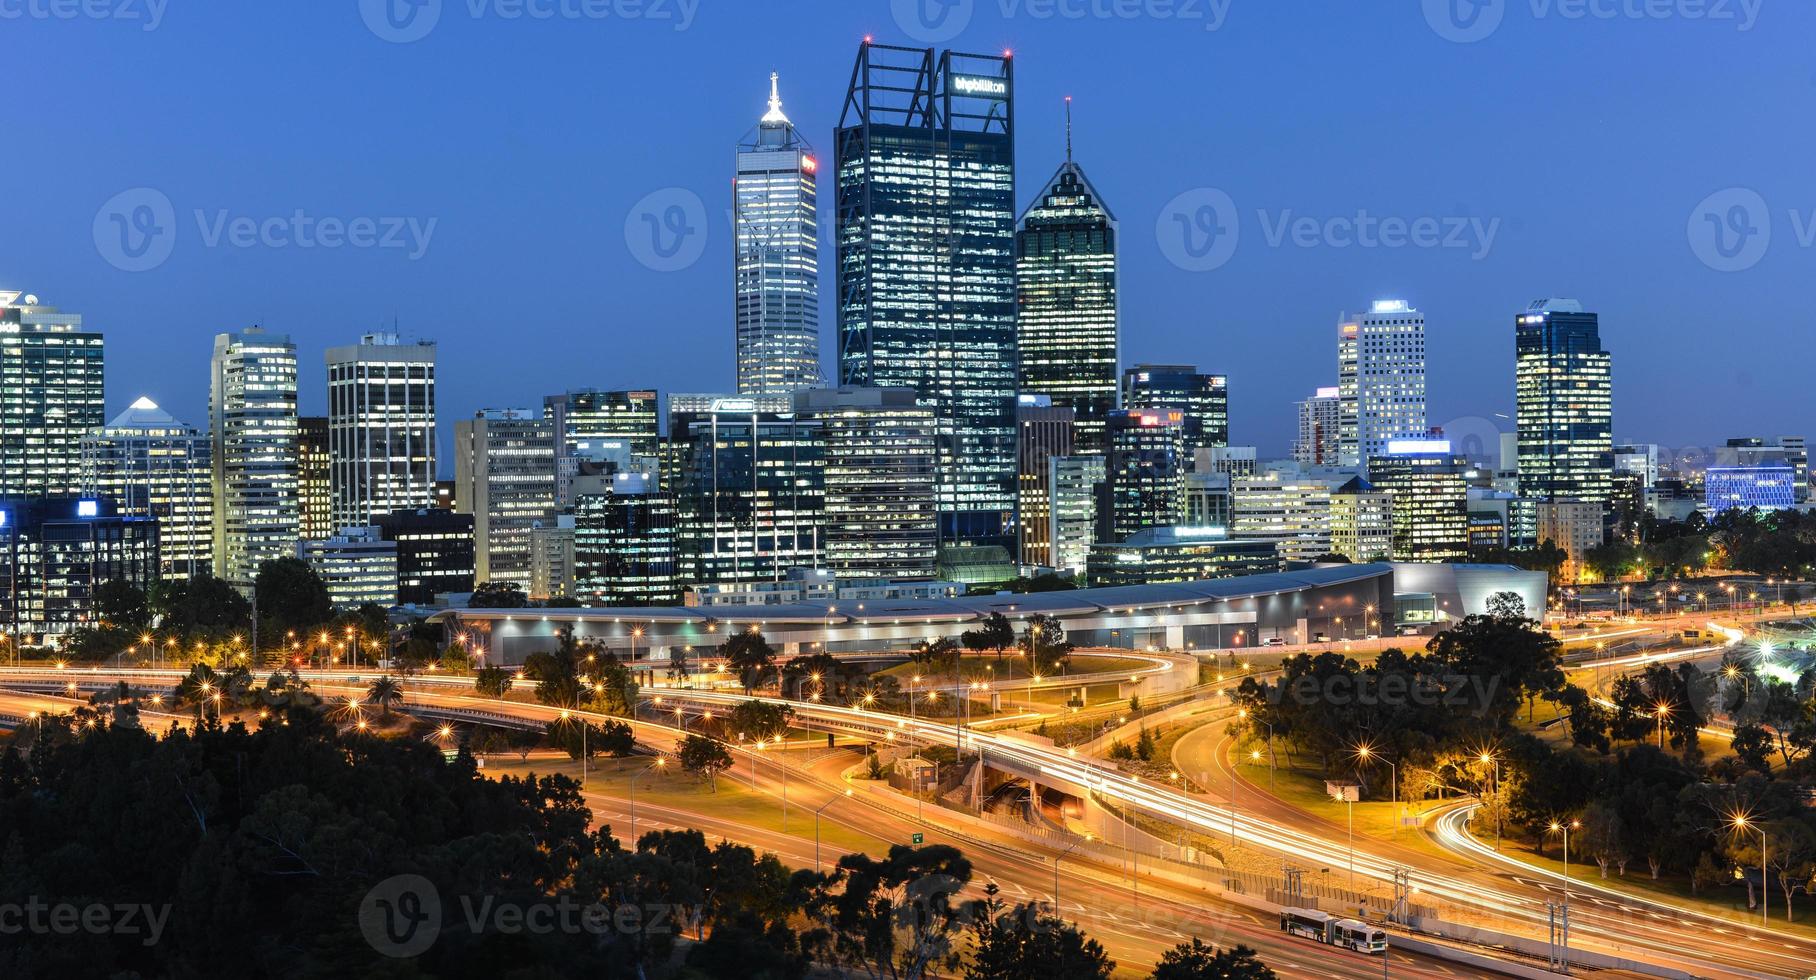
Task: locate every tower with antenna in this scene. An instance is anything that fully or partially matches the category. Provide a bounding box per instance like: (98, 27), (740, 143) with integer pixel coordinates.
(734, 72), (822, 395)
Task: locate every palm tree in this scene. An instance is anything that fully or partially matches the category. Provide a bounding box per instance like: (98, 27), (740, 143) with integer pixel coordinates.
(366, 676), (404, 718)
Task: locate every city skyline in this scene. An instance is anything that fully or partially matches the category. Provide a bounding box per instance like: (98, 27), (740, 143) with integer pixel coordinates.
(10, 5), (1808, 461)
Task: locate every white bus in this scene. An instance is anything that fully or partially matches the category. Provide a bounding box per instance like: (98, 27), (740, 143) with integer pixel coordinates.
(1279, 908), (1389, 955)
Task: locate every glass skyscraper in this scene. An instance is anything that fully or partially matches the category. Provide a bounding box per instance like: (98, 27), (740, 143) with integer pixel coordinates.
(836, 42), (1018, 543)
(1, 291), (104, 497)
(736, 73), (821, 396)
(1120, 365), (1228, 453)
(210, 327), (301, 586)
(81, 397), (214, 580)
(327, 333), (438, 529)
(673, 399), (823, 586)
(1516, 299), (1612, 505)
(1015, 120), (1118, 454)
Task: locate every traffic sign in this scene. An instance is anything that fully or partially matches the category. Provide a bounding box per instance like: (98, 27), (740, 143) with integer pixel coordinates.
(911, 833), (924, 845)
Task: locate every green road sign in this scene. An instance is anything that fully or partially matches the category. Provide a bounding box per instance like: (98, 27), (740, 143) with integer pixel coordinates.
(911, 833), (924, 845)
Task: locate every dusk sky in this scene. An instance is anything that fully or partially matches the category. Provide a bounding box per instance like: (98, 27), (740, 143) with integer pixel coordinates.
(9, 0), (1809, 464)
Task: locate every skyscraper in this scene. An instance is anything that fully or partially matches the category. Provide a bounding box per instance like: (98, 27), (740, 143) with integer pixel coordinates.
(544, 389), (661, 505)
(327, 333), (438, 528)
(837, 42), (1018, 543)
(1, 291), (105, 497)
(673, 398), (823, 586)
(1100, 409), (1188, 543)
(1338, 301), (1427, 471)
(736, 73), (821, 395)
(797, 387), (938, 580)
(81, 397), (214, 580)
(1015, 397), (1075, 568)
(1015, 106), (1118, 453)
(573, 471), (679, 606)
(1330, 476), (1393, 563)
(297, 416), (334, 541)
(1370, 440), (1469, 563)
(1121, 365), (1228, 452)
(1229, 474), (1333, 563)
(210, 327), (300, 585)
(1515, 300), (1612, 505)
(454, 410), (557, 591)
(1294, 387), (1342, 466)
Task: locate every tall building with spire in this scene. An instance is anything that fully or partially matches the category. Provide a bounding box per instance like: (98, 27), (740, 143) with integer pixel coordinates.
(837, 42), (1018, 545)
(1015, 99), (1119, 454)
(736, 72), (821, 396)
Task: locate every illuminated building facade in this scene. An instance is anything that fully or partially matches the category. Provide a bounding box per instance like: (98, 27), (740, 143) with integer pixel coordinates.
(0, 497), (158, 643)
(672, 399), (824, 587)
(837, 42), (1018, 543)
(1369, 441), (1469, 563)
(1339, 302), (1427, 471)
(1229, 474), (1334, 563)
(327, 333), (437, 529)
(1294, 387), (1342, 466)
(373, 508), (476, 606)
(454, 409), (557, 591)
(797, 386), (938, 580)
(1330, 476), (1393, 563)
(1515, 299), (1612, 504)
(1100, 409), (1188, 542)
(1015, 398), (1075, 568)
(296, 416), (333, 541)
(81, 397), (213, 580)
(544, 389), (661, 505)
(1085, 527), (1281, 588)
(210, 327), (301, 585)
(1015, 135), (1118, 454)
(299, 527), (399, 609)
(1121, 364), (1228, 452)
(1, 291), (105, 497)
(573, 471), (679, 607)
(1049, 454), (1106, 576)
(736, 73), (821, 395)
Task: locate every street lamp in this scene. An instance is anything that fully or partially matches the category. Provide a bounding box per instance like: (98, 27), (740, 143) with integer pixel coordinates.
(629, 755), (667, 843)
(1479, 751), (1503, 849)
(814, 788), (853, 873)
(1547, 819), (1580, 905)
(1733, 815), (1768, 925)
(1357, 744), (1398, 833)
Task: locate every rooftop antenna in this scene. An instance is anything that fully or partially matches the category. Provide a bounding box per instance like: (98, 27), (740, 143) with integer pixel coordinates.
(1064, 96), (1073, 162)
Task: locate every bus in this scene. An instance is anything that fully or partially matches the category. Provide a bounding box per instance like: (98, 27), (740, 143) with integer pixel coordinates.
(1279, 908), (1389, 955)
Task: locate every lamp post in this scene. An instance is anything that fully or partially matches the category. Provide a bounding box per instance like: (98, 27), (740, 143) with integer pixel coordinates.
(1654, 704), (1670, 749)
(1054, 834), (1090, 914)
(1734, 816), (1768, 925)
(1358, 744), (1398, 834)
(814, 789), (853, 873)
(629, 756), (666, 843)
(1547, 819), (1580, 906)
(1480, 751), (1503, 849)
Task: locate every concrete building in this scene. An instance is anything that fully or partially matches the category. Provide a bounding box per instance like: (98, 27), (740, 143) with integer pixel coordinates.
(326, 333), (437, 528)
(1085, 527), (1280, 588)
(545, 388), (661, 506)
(1339, 301), (1427, 471)
(1049, 455), (1106, 577)
(1016, 397), (1076, 569)
(1294, 387), (1342, 466)
(210, 327), (300, 586)
(1229, 474), (1334, 563)
(0, 291), (104, 498)
(1370, 440), (1470, 563)
(1330, 476), (1393, 563)
(687, 568), (962, 608)
(529, 516), (577, 600)
(299, 527), (399, 609)
(81, 397), (213, 580)
(1535, 499), (1605, 584)
(454, 409), (557, 591)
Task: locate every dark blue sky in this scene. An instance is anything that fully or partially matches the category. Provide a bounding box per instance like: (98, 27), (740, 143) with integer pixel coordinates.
(8, 0), (1808, 460)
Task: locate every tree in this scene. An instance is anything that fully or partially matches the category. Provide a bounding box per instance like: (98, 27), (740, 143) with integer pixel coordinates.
(470, 580), (530, 608)
(677, 734), (733, 791)
(365, 676), (404, 718)
(913, 636), (961, 676)
(809, 844), (974, 980)
(961, 613), (1016, 664)
(93, 579), (150, 633)
(254, 557), (334, 643)
(549, 718), (635, 760)
(722, 630), (777, 695)
(475, 665), (514, 698)
(964, 884), (1114, 980)
(1579, 800), (1627, 878)
(1583, 540), (1643, 583)
(728, 700), (794, 744)
(1151, 939), (1278, 980)
(1022, 614), (1073, 675)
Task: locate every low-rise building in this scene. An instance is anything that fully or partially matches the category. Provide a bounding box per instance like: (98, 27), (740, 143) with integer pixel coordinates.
(299, 527), (399, 609)
(1085, 526), (1281, 587)
(0, 497), (159, 643)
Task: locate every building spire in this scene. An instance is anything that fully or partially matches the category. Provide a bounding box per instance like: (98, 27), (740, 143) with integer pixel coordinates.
(762, 71), (790, 126)
(1064, 96), (1073, 162)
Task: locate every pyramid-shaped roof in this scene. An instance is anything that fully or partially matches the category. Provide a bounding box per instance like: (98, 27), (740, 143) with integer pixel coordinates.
(107, 396), (188, 430)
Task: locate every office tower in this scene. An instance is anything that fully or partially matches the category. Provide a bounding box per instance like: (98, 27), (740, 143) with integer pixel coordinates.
(1, 291), (105, 497)
(1229, 474), (1334, 563)
(1369, 440), (1469, 563)
(210, 327), (301, 585)
(297, 417), (334, 541)
(1294, 387), (1342, 466)
(736, 73), (821, 395)
(1015, 109), (1118, 453)
(1338, 301), (1427, 470)
(1784, 437), (1811, 503)
(0, 497), (158, 642)
(433, 480), (456, 511)
(326, 333), (437, 528)
(545, 389), (661, 504)
(299, 528), (399, 609)
(1015, 397), (1076, 568)
(1185, 471), (1232, 530)
(373, 509), (476, 606)
(837, 42), (1018, 542)
(1706, 441), (1799, 514)
(1121, 365), (1229, 452)
(1099, 409), (1188, 542)
(797, 387), (938, 579)
(454, 410), (557, 591)
(673, 398), (824, 586)
(1535, 500), (1605, 584)
(1515, 300), (1612, 504)
(1330, 476), (1393, 563)
(573, 471), (680, 606)
(81, 397), (213, 579)
(529, 517), (577, 601)
(1049, 454), (1105, 576)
